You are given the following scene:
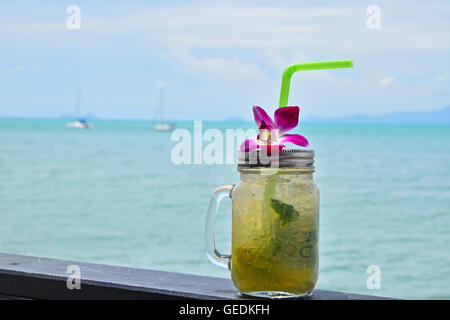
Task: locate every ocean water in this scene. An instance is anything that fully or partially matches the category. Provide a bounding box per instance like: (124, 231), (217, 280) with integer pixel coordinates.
(0, 118), (449, 299)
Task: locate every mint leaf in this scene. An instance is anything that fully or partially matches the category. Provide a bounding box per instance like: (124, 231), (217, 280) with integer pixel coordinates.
(270, 199), (299, 227)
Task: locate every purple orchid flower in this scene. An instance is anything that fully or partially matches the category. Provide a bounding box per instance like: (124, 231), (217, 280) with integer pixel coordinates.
(240, 105), (308, 153)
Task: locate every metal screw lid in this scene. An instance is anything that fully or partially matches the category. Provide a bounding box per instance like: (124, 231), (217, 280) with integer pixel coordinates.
(237, 148), (314, 169)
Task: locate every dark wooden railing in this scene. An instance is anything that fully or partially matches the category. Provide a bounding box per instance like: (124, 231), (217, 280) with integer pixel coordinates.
(0, 253), (389, 300)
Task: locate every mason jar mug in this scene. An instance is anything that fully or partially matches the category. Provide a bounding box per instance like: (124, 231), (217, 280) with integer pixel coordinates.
(205, 149), (319, 298)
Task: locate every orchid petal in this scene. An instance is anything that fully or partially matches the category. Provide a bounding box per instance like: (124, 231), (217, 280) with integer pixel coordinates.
(253, 106), (275, 128)
(274, 106), (299, 134)
(280, 134), (309, 147)
(258, 120), (275, 131)
(239, 139), (259, 152)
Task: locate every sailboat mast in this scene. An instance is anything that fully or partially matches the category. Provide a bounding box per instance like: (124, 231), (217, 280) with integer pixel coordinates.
(159, 87), (164, 122)
(152, 82), (174, 131)
(75, 89), (82, 119)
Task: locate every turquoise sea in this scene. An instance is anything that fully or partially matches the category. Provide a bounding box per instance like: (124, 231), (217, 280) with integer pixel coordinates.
(0, 118), (449, 299)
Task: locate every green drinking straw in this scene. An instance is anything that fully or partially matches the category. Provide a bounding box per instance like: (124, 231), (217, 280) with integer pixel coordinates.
(278, 59), (353, 108)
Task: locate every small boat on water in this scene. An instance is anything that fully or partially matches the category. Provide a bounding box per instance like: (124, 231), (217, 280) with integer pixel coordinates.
(66, 118), (91, 129)
(153, 123), (175, 131)
(153, 86), (175, 131)
(66, 89), (92, 129)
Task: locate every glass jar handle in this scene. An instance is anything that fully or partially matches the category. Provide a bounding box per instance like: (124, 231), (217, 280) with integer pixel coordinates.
(205, 185), (233, 270)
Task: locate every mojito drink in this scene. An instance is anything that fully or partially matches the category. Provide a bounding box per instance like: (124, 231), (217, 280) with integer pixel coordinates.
(231, 169), (319, 298)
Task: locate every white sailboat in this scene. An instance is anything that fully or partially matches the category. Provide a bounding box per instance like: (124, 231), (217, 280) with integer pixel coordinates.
(66, 89), (91, 129)
(153, 87), (175, 131)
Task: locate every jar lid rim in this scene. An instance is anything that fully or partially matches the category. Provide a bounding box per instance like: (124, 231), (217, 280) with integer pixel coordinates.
(237, 148), (314, 169)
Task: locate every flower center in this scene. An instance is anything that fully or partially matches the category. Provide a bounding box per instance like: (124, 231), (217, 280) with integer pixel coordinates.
(257, 128), (279, 145)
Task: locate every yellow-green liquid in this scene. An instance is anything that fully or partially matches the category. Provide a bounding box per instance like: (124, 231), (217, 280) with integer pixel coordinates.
(231, 170), (319, 296)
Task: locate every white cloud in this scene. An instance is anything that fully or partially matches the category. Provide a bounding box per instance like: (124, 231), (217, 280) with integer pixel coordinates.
(88, 2), (449, 53)
(379, 76), (395, 87)
(12, 65), (25, 73)
(154, 80), (168, 89)
(162, 46), (272, 87)
(436, 74), (449, 83)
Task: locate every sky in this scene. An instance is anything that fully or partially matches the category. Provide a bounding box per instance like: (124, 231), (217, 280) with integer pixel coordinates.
(0, 0), (449, 121)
